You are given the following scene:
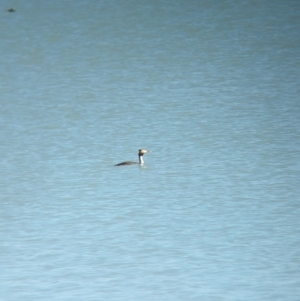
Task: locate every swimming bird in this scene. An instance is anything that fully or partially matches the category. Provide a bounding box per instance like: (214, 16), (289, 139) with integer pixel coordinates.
(115, 149), (149, 166)
(7, 8), (15, 12)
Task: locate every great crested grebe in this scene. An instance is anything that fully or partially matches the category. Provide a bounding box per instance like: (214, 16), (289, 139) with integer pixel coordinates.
(115, 149), (149, 166)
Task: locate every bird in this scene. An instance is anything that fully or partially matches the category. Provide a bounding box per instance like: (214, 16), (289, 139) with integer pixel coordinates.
(115, 149), (149, 166)
(7, 8), (16, 12)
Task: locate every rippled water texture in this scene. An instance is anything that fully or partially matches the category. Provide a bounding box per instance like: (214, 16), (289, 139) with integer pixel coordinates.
(1, 1), (300, 300)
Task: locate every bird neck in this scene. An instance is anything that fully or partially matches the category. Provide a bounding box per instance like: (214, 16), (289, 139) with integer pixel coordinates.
(139, 155), (144, 165)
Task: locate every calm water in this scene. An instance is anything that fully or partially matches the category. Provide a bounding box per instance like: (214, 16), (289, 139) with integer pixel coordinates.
(1, 1), (300, 300)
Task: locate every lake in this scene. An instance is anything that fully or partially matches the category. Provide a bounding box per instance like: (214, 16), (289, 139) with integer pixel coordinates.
(1, 1), (300, 300)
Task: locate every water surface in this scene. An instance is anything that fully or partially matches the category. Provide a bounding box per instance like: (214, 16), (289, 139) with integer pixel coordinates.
(1, 1), (300, 300)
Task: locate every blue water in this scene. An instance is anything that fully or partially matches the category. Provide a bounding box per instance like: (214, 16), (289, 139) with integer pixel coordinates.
(1, 1), (300, 300)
